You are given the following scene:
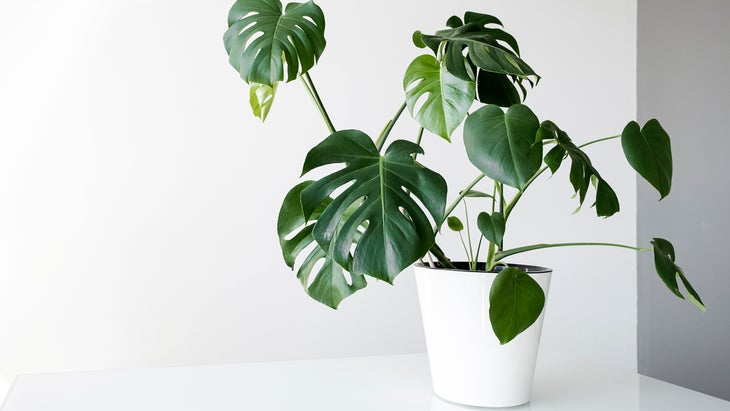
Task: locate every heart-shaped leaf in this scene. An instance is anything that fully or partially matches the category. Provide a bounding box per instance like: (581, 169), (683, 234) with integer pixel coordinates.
(464, 104), (542, 189)
(477, 211), (505, 246)
(224, 0), (326, 86)
(300, 130), (447, 283)
(489, 267), (545, 344)
(277, 181), (366, 308)
(622, 119), (672, 199)
(249, 82), (277, 121)
(403, 55), (475, 141)
(651, 238), (705, 312)
(540, 121), (619, 217)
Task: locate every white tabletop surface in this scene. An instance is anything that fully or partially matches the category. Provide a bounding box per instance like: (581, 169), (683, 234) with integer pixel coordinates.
(1, 350), (728, 411)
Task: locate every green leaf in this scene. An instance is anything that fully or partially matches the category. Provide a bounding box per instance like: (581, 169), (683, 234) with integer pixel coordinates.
(463, 12), (503, 27)
(447, 216), (464, 232)
(489, 267), (545, 344)
(460, 189), (493, 198)
(277, 181), (366, 308)
(300, 130), (447, 283)
(412, 30), (427, 48)
(418, 16), (538, 84)
(651, 238), (705, 312)
(224, 0), (326, 86)
(539, 121), (620, 217)
(464, 104), (542, 189)
(477, 212), (505, 246)
(403, 55), (475, 141)
(621, 119), (673, 199)
(476, 69), (523, 107)
(249, 82), (277, 121)
(544, 144), (566, 174)
(595, 179), (619, 217)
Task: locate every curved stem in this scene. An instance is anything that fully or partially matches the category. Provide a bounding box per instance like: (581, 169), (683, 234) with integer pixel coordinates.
(486, 242), (496, 271)
(437, 173), (485, 232)
(504, 165), (548, 220)
(375, 102), (408, 151)
(300, 72), (335, 134)
(495, 242), (652, 260)
(504, 134), (622, 220)
(577, 134), (620, 149)
(474, 235), (484, 265)
(457, 231), (470, 265)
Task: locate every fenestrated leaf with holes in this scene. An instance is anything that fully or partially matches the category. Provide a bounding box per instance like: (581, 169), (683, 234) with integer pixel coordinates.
(403, 54), (475, 141)
(224, 0), (326, 86)
(277, 181), (366, 308)
(300, 130), (447, 283)
(413, 11), (538, 107)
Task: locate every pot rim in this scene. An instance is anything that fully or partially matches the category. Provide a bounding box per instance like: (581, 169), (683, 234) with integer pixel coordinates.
(414, 262), (552, 274)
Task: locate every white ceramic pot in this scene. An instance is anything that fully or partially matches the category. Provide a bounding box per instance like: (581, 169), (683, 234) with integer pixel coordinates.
(415, 263), (552, 408)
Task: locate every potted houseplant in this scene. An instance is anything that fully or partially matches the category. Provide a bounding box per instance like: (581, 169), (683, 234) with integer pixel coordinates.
(223, 0), (704, 407)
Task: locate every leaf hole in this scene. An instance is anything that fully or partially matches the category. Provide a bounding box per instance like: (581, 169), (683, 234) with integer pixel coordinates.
(244, 30), (264, 50)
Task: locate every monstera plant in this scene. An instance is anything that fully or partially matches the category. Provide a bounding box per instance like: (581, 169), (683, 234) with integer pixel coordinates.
(223, 0), (703, 344)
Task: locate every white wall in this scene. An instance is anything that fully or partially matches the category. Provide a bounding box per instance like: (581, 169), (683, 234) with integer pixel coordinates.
(0, 0), (637, 397)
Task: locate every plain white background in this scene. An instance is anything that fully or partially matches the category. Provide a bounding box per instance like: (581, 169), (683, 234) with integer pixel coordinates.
(0, 0), (637, 398)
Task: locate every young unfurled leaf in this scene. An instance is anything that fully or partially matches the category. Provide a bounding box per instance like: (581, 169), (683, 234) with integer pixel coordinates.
(224, 0), (326, 86)
(489, 267), (545, 344)
(464, 104), (542, 189)
(300, 130), (447, 283)
(621, 119), (672, 199)
(651, 238), (705, 312)
(249, 82), (277, 121)
(477, 212), (505, 246)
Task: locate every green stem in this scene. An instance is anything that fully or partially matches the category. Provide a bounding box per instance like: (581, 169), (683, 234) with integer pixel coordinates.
(474, 235), (484, 265)
(486, 242), (496, 271)
(503, 134), (621, 220)
(495, 242), (652, 260)
(457, 231), (470, 266)
(438, 173), (485, 232)
(497, 183), (505, 251)
(578, 134), (620, 149)
(375, 102), (408, 151)
(504, 165), (548, 220)
(430, 243), (455, 269)
(412, 127), (425, 161)
(300, 72), (335, 134)
(464, 202), (475, 269)
(415, 126), (425, 146)
(491, 182), (497, 214)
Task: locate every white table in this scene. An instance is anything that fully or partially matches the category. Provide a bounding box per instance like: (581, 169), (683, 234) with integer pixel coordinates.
(2, 351), (728, 410)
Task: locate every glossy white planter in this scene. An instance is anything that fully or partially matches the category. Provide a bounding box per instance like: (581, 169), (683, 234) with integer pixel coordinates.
(415, 264), (552, 408)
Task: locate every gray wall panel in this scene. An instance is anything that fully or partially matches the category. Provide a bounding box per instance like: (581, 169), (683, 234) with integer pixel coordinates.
(638, 0), (730, 401)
